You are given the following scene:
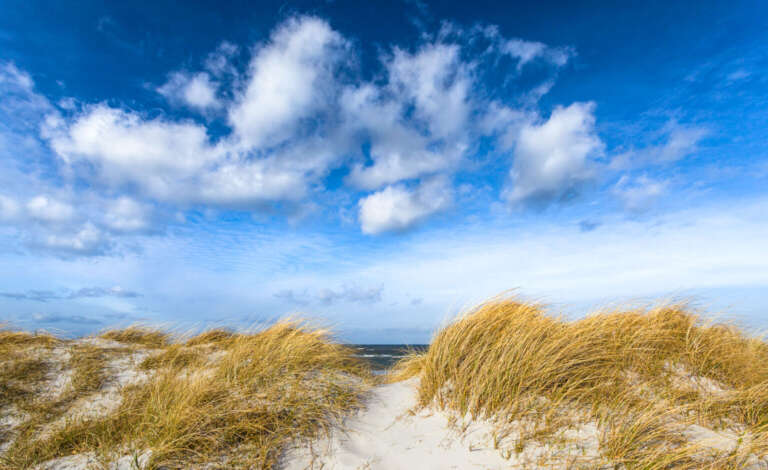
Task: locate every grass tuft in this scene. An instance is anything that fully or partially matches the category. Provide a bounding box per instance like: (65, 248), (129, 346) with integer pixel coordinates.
(1, 321), (370, 469)
(100, 326), (171, 348)
(185, 328), (234, 347)
(400, 297), (768, 467)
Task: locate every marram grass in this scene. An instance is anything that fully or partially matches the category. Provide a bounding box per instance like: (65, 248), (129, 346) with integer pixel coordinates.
(3, 299), (768, 469)
(0, 321), (371, 469)
(394, 298), (768, 468)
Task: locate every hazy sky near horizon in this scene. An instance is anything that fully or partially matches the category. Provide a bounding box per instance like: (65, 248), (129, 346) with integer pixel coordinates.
(1, 0), (767, 342)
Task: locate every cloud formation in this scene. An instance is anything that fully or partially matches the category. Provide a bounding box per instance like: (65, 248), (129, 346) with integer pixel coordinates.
(158, 72), (221, 111)
(506, 102), (603, 205)
(274, 284), (383, 306)
(611, 122), (708, 170)
(38, 16), (584, 235)
(0, 13), (688, 256)
(613, 175), (668, 213)
(358, 177), (452, 234)
(0, 285), (141, 302)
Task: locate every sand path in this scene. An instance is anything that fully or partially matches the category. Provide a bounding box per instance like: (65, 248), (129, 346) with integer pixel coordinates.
(282, 378), (519, 470)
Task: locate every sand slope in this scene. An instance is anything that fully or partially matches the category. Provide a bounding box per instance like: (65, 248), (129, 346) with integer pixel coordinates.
(282, 378), (556, 470)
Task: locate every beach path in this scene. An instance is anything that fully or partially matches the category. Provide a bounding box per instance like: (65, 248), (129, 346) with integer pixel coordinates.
(281, 378), (516, 470)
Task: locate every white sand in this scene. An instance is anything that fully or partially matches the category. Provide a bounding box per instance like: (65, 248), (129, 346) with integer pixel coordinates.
(4, 344), (765, 469)
(281, 378), (599, 469)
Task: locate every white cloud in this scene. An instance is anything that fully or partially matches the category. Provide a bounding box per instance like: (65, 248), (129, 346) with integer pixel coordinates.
(197, 160), (307, 205)
(501, 39), (572, 69)
(0, 63), (34, 90)
(26, 195), (75, 223)
(613, 175), (668, 213)
(157, 72), (220, 110)
(0, 195), (20, 222)
(349, 196), (768, 323)
(341, 85), (454, 190)
(358, 177), (452, 234)
(479, 26), (573, 70)
(275, 284), (383, 306)
(12, 17), (601, 246)
(656, 125), (708, 162)
(228, 16), (348, 149)
(342, 41), (472, 190)
(204, 41), (239, 77)
(33, 222), (111, 257)
(103, 197), (152, 233)
(49, 105), (222, 200)
(506, 102), (603, 204)
(611, 123), (708, 169)
(388, 43), (471, 139)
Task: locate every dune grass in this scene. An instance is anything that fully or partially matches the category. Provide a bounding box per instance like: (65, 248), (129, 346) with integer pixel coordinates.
(395, 298), (768, 467)
(100, 326), (171, 348)
(0, 321), (371, 469)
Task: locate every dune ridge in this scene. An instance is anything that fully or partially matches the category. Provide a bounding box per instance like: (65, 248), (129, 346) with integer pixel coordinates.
(2, 297), (768, 469)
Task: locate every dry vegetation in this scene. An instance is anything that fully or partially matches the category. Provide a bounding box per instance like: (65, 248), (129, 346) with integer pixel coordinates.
(0, 322), (371, 469)
(4, 297), (768, 469)
(393, 298), (768, 468)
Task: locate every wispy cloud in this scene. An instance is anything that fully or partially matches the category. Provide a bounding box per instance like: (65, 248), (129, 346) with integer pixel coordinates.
(30, 312), (102, 325)
(275, 285), (383, 306)
(611, 122), (708, 170)
(0, 286), (141, 302)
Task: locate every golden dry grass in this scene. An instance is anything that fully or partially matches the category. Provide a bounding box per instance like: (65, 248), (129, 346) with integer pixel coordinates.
(100, 325), (171, 348)
(0, 320), (371, 469)
(185, 328), (235, 347)
(395, 297), (768, 467)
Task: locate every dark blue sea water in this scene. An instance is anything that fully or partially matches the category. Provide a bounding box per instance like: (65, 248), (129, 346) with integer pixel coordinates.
(352, 344), (428, 371)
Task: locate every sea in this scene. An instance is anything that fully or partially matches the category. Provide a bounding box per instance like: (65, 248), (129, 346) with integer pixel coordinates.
(352, 344), (428, 372)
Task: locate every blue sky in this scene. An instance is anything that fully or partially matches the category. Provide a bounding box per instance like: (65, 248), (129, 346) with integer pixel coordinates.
(0, 0), (767, 342)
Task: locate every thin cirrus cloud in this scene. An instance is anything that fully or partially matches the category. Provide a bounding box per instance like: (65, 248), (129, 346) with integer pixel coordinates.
(610, 122), (709, 170)
(274, 285), (383, 306)
(0, 286), (141, 302)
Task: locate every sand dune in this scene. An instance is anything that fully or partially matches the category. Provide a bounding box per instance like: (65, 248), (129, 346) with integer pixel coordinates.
(283, 378), (596, 470)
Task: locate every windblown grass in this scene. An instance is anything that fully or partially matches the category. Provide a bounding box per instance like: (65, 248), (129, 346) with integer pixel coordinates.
(0, 320), (370, 469)
(185, 328), (235, 347)
(396, 297), (768, 467)
(100, 326), (171, 348)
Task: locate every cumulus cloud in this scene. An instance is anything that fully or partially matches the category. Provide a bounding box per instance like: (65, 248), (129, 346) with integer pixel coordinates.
(388, 43), (471, 139)
(341, 84), (456, 190)
(4, 16), (608, 246)
(229, 16), (348, 149)
(103, 197), (153, 233)
(505, 102), (603, 205)
(49, 105), (221, 199)
(358, 177), (452, 234)
(157, 72), (221, 110)
(342, 41), (472, 190)
(26, 195), (75, 223)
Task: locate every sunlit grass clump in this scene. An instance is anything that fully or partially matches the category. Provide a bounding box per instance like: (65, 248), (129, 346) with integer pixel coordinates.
(0, 321), (371, 469)
(395, 298), (768, 468)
